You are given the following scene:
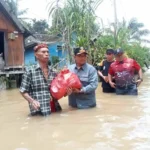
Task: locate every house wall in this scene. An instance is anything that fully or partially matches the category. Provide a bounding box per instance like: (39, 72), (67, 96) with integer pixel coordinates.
(25, 48), (35, 65)
(48, 44), (58, 59)
(0, 12), (24, 67)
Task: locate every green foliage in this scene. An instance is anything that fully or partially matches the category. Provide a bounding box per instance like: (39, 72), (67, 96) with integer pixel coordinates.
(47, 1), (149, 69)
(47, 0), (103, 62)
(0, 76), (10, 90)
(75, 37), (89, 48)
(51, 56), (59, 65)
(125, 44), (150, 68)
(94, 18), (150, 69)
(25, 19), (49, 34)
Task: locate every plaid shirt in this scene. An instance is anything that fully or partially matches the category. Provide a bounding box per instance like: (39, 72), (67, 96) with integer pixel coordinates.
(20, 63), (57, 116)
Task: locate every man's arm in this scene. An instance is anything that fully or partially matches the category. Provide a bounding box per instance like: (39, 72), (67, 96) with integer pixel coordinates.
(136, 68), (143, 86)
(21, 92), (34, 103)
(98, 70), (109, 83)
(108, 65), (116, 88)
(20, 70), (40, 110)
(21, 92), (40, 110)
(97, 61), (109, 83)
(97, 60), (104, 78)
(138, 68), (143, 79)
(98, 70), (104, 79)
(81, 67), (98, 93)
(133, 60), (143, 86)
(108, 73), (116, 88)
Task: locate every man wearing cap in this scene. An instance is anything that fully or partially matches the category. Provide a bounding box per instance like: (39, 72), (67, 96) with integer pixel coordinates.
(20, 43), (62, 116)
(108, 48), (143, 95)
(68, 47), (98, 109)
(98, 49), (115, 93)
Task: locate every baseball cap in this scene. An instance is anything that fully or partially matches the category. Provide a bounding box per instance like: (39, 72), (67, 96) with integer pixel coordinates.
(114, 48), (124, 55)
(74, 47), (88, 55)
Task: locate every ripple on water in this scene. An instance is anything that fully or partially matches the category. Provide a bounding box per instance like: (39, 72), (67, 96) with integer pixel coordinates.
(132, 142), (150, 150)
(15, 148), (29, 150)
(86, 142), (117, 150)
(60, 113), (69, 117)
(122, 117), (150, 140)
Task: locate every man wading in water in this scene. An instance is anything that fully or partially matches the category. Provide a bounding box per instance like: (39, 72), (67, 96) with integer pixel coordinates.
(20, 43), (63, 116)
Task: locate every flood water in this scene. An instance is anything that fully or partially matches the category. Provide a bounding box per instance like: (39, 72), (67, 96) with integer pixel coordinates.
(0, 70), (150, 150)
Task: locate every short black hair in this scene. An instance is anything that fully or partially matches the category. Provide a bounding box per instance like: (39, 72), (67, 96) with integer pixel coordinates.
(106, 49), (114, 54)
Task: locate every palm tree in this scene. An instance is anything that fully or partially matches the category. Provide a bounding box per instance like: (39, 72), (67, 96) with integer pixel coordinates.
(105, 18), (150, 48)
(127, 18), (150, 43)
(94, 18), (150, 67)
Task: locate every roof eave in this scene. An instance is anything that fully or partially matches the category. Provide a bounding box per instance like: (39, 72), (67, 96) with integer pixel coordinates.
(0, 0), (25, 33)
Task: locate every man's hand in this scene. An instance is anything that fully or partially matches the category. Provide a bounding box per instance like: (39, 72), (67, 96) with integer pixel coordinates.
(109, 82), (116, 88)
(104, 76), (109, 83)
(65, 87), (73, 96)
(31, 100), (40, 110)
(72, 88), (81, 93)
(136, 79), (143, 87)
(64, 88), (82, 96)
(98, 71), (109, 83)
(21, 92), (40, 111)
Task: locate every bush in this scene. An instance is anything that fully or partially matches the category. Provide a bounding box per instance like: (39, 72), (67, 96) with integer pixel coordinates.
(51, 56), (59, 65)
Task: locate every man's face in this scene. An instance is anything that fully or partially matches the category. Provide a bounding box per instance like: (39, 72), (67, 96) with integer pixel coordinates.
(115, 53), (124, 61)
(74, 53), (87, 66)
(35, 48), (49, 63)
(106, 52), (114, 60)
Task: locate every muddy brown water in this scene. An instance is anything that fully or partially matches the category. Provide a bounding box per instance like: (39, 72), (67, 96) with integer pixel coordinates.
(0, 70), (150, 150)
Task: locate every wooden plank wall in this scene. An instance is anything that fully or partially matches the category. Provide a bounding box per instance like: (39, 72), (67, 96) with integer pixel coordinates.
(0, 12), (24, 67)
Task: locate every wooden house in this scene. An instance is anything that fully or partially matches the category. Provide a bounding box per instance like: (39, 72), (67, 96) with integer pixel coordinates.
(0, 0), (30, 71)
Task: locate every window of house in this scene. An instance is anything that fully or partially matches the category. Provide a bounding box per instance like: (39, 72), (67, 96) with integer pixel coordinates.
(57, 45), (62, 51)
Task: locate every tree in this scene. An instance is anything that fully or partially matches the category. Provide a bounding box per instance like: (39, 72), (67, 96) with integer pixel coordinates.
(26, 19), (49, 34)
(104, 18), (150, 48)
(93, 18), (150, 68)
(127, 18), (150, 43)
(47, 0), (103, 62)
(4, 0), (28, 17)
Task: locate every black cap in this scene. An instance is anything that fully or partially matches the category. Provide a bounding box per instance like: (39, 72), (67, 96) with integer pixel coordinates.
(74, 47), (88, 55)
(114, 48), (124, 55)
(106, 49), (114, 54)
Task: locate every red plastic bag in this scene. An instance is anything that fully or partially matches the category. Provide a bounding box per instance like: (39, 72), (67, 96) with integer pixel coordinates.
(50, 99), (62, 112)
(62, 69), (82, 89)
(50, 69), (82, 100)
(50, 100), (56, 112)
